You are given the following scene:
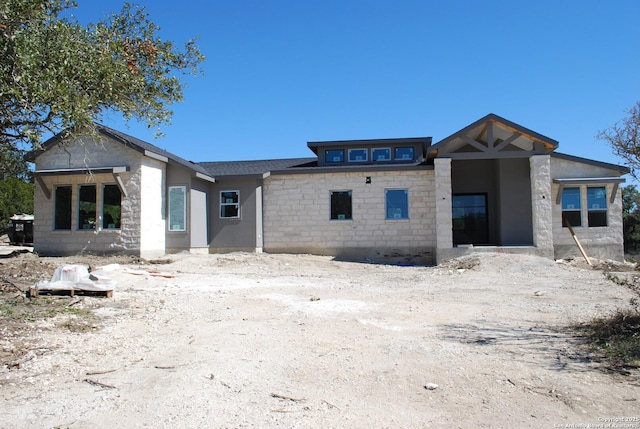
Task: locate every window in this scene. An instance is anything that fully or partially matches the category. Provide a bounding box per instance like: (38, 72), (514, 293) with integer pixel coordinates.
(330, 191), (352, 220)
(452, 194), (488, 245)
(169, 186), (186, 231)
(325, 149), (344, 163)
(386, 189), (409, 220)
(562, 187), (581, 227)
(587, 187), (607, 227)
(78, 185), (96, 230)
(348, 148), (368, 162)
(220, 190), (240, 218)
(371, 148), (391, 161)
(103, 185), (122, 229)
(394, 147), (414, 161)
(54, 186), (72, 230)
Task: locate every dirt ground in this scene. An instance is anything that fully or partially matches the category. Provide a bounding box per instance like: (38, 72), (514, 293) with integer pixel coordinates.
(1, 246), (640, 428)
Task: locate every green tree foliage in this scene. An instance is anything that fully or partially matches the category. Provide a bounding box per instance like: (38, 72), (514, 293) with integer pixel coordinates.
(0, 178), (33, 227)
(622, 185), (640, 254)
(0, 0), (204, 156)
(598, 101), (640, 179)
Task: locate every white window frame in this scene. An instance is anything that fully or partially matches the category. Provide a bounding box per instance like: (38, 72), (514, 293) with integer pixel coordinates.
(168, 186), (187, 231)
(220, 190), (240, 219)
(348, 148), (368, 162)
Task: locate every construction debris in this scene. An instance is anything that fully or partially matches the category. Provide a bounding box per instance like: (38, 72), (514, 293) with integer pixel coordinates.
(30, 264), (115, 298)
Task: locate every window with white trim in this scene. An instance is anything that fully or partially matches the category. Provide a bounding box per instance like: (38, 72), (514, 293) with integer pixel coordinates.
(220, 190), (240, 218)
(168, 186), (186, 231)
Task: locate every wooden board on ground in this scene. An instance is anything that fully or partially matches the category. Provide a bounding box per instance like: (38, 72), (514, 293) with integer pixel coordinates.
(28, 287), (113, 298)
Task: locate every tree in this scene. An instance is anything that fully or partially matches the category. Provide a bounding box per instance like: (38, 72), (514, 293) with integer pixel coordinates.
(0, 0), (204, 164)
(622, 185), (640, 254)
(597, 101), (640, 179)
(0, 177), (33, 228)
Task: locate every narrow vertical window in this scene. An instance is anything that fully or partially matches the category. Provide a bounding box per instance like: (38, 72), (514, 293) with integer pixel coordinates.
(330, 191), (352, 220)
(54, 186), (72, 230)
(386, 189), (409, 219)
(78, 185), (96, 230)
(220, 191), (240, 218)
(103, 184), (122, 229)
(169, 186), (186, 231)
(561, 187), (581, 227)
(587, 187), (607, 227)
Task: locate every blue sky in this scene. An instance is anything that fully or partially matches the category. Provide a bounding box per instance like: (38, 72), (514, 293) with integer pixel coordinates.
(70, 1), (639, 169)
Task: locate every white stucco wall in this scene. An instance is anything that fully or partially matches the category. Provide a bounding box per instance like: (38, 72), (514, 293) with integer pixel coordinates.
(263, 169), (436, 264)
(139, 158), (166, 259)
(550, 156), (625, 261)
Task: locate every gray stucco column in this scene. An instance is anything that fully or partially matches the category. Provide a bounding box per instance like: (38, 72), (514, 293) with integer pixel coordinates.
(435, 158), (453, 251)
(530, 155), (554, 254)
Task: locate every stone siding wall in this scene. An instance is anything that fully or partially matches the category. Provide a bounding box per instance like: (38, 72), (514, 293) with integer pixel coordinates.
(263, 169), (436, 264)
(33, 136), (166, 257)
(550, 157), (625, 261)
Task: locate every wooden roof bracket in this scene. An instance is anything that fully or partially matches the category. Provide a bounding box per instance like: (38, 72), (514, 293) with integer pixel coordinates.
(36, 176), (51, 200)
(112, 166), (128, 198)
(553, 177), (626, 205)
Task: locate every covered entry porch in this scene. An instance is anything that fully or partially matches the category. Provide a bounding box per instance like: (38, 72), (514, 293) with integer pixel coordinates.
(431, 114), (557, 264)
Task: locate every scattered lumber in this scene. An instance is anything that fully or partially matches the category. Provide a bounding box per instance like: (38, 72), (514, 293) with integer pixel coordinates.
(29, 286), (113, 298)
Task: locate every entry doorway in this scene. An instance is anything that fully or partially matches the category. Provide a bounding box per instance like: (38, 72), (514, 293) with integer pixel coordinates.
(452, 194), (488, 245)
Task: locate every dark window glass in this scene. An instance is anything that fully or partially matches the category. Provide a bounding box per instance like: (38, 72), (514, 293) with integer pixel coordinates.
(371, 148), (391, 161)
(54, 186), (72, 230)
(220, 191), (240, 218)
(587, 187), (607, 227)
(452, 194), (488, 245)
(78, 185), (96, 230)
(103, 185), (122, 229)
(394, 147), (414, 161)
(348, 149), (368, 162)
(562, 187), (581, 227)
(325, 149), (344, 163)
(386, 189), (409, 219)
(330, 191), (352, 220)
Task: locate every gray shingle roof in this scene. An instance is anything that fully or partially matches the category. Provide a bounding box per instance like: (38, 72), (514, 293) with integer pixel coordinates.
(198, 158), (317, 177)
(94, 124), (212, 176)
(38, 124), (211, 177)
